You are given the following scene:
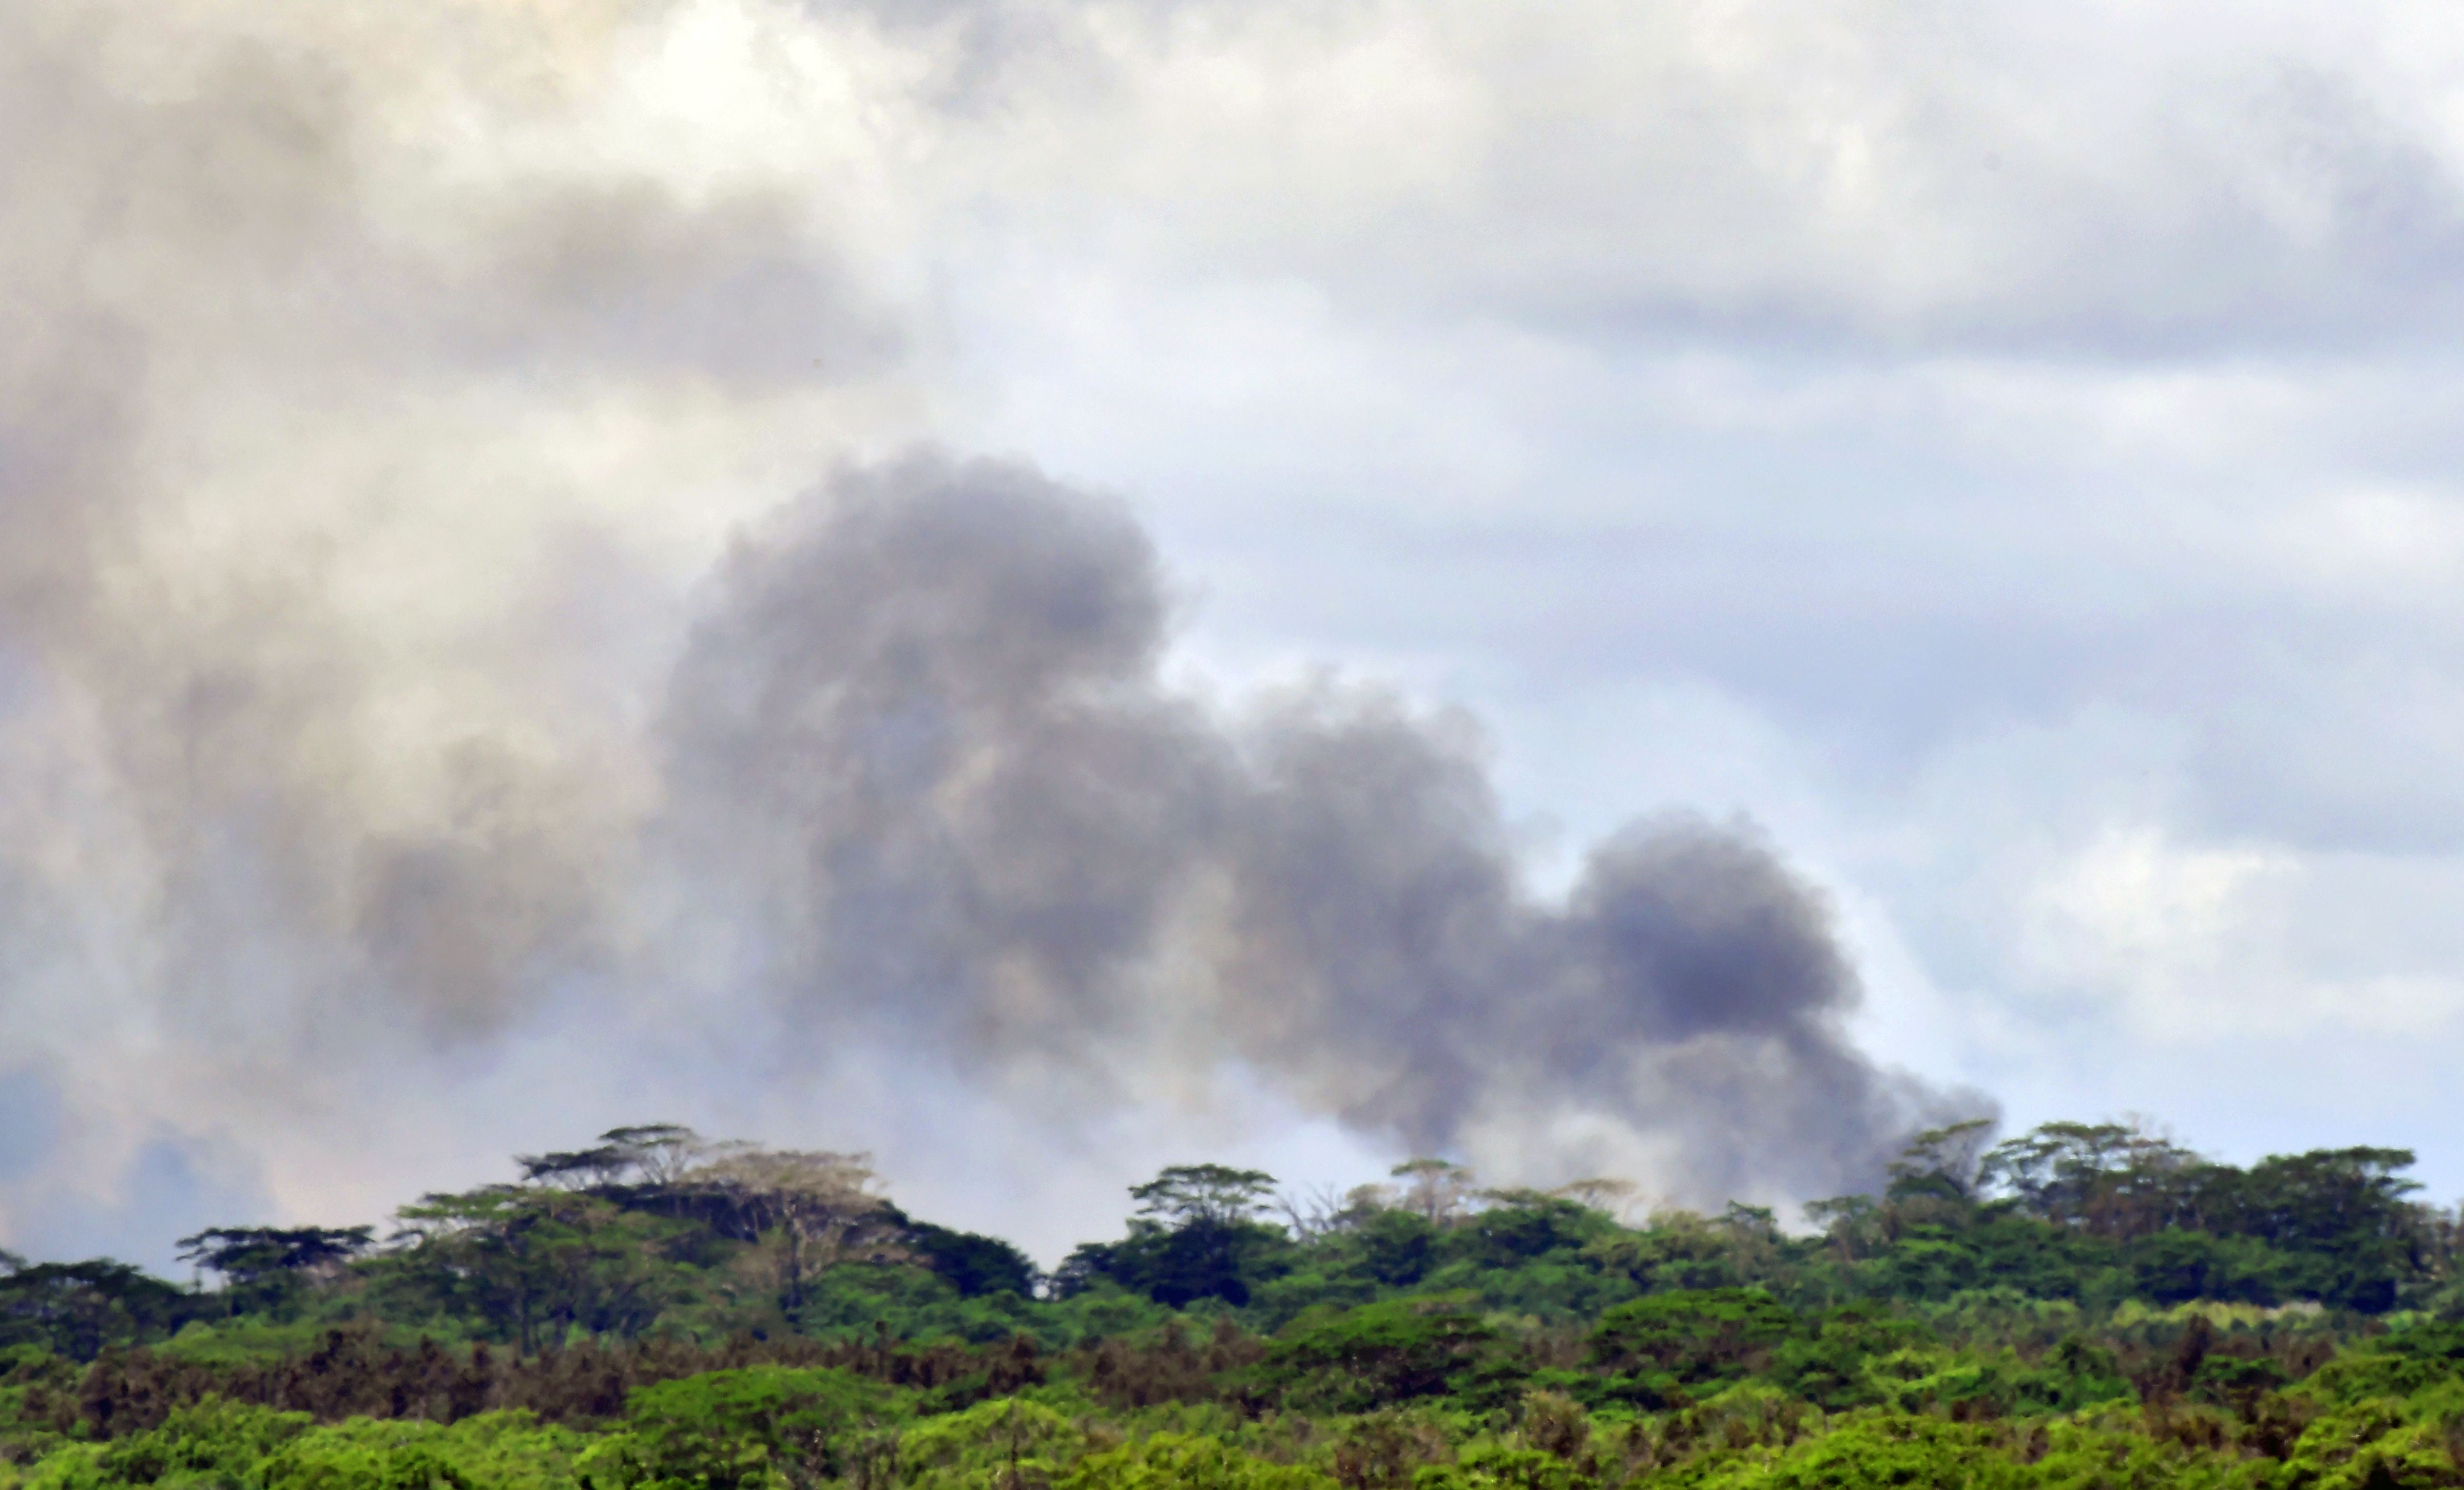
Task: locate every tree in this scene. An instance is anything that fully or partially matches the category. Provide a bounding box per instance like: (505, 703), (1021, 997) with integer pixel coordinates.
(2225, 1147), (2422, 1251)
(515, 1146), (631, 1189)
(1391, 1159), (1476, 1226)
(517, 1123), (708, 1192)
(603, 1124), (705, 1186)
(1803, 1194), (1885, 1259)
(684, 1148), (905, 1322)
(1552, 1178), (1641, 1220)
(384, 1185), (690, 1350)
(903, 1222), (1038, 1298)
(618, 1366), (900, 1490)
(1274, 1182), (1369, 1241)
(511, 1124), (711, 1197)
(1351, 1208), (1439, 1287)
(2213, 1146), (2427, 1310)
(1453, 1192), (1604, 1267)
(1264, 1297), (1500, 1410)
(1886, 1119), (1997, 1203)
(1129, 1166), (1278, 1229)
(1590, 1288), (1797, 1386)
(0, 1260), (191, 1359)
(1976, 1119), (2205, 1236)
(1064, 1166), (1295, 1307)
(175, 1226), (374, 1315)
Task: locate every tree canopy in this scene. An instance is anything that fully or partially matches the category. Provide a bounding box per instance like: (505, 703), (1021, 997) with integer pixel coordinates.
(0, 1113), (2459, 1490)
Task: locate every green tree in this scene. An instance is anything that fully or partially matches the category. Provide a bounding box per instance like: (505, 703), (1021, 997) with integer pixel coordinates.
(609, 1366), (904, 1490)
(1976, 1119), (2208, 1237)
(902, 1221), (1038, 1298)
(383, 1186), (692, 1350)
(1885, 1118), (1997, 1203)
(1128, 1166), (1278, 1229)
(0, 1259), (191, 1359)
(1264, 1296), (1502, 1410)
(1063, 1166), (1295, 1308)
(1588, 1288), (1795, 1385)
(1391, 1159), (1477, 1225)
(175, 1226), (373, 1316)
(684, 1148), (906, 1324)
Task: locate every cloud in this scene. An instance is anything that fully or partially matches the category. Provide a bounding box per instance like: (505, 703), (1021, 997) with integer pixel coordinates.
(879, 0), (2464, 350)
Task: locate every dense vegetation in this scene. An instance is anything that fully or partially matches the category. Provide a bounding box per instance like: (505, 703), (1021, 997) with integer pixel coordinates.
(6, 1118), (2464, 1486)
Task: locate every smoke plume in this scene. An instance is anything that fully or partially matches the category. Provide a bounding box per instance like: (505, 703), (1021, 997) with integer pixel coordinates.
(658, 455), (1953, 1204)
(0, 0), (1973, 1259)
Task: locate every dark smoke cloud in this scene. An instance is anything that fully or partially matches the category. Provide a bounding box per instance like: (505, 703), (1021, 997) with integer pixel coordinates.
(663, 453), (1969, 1200)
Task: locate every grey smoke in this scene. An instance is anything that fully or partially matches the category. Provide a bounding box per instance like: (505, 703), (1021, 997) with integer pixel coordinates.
(663, 453), (1961, 1201)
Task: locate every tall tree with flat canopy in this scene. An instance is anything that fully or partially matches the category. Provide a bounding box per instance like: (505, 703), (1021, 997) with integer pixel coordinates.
(1391, 1159), (1476, 1225)
(685, 1148), (905, 1323)
(1128, 1165), (1278, 1229)
(176, 1226), (374, 1316)
(1062, 1164), (1294, 1308)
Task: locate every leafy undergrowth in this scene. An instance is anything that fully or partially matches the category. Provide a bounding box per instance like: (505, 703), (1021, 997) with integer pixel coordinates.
(2, 1310), (2464, 1489)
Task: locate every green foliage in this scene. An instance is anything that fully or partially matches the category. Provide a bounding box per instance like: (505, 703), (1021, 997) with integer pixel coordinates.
(1446, 1198), (1612, 1271)
(176, 1229), (375, 1320)
(1128, 1168), (1279, 1231)
(1352, 1211), (1440, 1288)
(1057, 1167), (1300, 1309)
(2299, 1322), (2464, 1405)
(1702, 1413), (2033, 1489)
(259, 1411), (596, 1490)
(1414, 1444), (1597, 1490)
(2273, 1397), (2464, 1490)
(1262, 1297), (1502, 1411)
(6, 1400), (599, 1490)
(1059, 1220), (1297, 1311)
(11, 1116), (2464, 1490)
(600, 1367), (907, 1490)
(1591, 1290), (1796, 1385)
(2123, 1230), (2289, 1307)
(1054, 1432), (1333, 1490)
(896, 1396), (1083, 1488)
(379, 1188), (701, 1351)
(786, 1259), (1041, 1346)
(0, 1264), (194, 1360)
(1766, 1304), (1937, 1408)
(898, 1224), (1036, 1301)
(13, 1400), (312, 1490)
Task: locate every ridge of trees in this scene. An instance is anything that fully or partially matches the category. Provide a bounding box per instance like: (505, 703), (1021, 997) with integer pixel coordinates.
(0, 1116), (2455, 1371)
(3, 1117), (2464, 1487)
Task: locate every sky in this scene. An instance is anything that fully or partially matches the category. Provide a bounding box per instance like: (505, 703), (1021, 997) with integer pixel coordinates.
(6, 0), (2464, 1270)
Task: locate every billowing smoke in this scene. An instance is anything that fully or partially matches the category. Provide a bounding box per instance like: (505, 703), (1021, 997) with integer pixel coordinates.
(657, 454), (1955, 1201)
(0, 0), (1977, 1262)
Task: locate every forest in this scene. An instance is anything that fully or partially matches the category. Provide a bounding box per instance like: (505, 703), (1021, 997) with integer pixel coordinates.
(0, 1118), (2461, 1487)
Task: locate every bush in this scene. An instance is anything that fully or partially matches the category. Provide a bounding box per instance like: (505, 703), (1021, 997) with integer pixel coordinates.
(1261, 1299), (1502, 1412)
(1590, 1290), (1794, 1384)
(1054, 1432), (1333, 1490)
(602, 1367), (907, 1490)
